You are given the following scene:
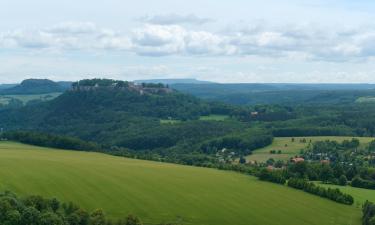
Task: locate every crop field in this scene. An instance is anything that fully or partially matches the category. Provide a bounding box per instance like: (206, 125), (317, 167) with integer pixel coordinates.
(246, 136), (374, 162)
(0, 92), (61, 105)
(0, 142), (361, 225)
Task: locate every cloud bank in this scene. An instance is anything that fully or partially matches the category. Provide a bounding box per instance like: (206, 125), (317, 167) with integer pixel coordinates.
(2, 19), (375, 63)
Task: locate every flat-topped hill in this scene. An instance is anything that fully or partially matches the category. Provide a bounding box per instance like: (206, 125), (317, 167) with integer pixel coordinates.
(0, 79), (70, 95)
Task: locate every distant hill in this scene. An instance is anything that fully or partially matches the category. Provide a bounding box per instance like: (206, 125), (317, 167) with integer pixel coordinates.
(0, 79), (72, 95)
(0, 79), (240, 152)
(134, 78), (214, 84)
(0, 84), (17, 90)
(171, 83), (375, 105)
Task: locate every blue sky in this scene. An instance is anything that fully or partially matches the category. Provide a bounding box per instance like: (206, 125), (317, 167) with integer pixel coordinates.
(1, 0), (375, 83)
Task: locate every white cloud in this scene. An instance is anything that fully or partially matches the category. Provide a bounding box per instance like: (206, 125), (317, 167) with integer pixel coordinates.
(46, 22), (98, 34)
(0, 22), (132, 51)
(139, 14), (213, 25)
(3, 20), (375, 63)
(131, 24), (236, 56)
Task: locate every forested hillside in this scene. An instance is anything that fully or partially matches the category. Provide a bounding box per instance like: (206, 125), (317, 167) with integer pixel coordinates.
(0, 79), (265, 165)
(171, 83), (375, 105)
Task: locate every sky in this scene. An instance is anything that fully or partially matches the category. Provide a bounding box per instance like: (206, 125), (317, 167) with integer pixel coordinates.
(1, 0), (375, 83)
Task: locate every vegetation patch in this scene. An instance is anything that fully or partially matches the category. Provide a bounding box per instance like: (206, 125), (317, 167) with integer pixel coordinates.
(0, 93), (61, 107)
(199, 114), (230, 121)
(0, 191), (143, 225)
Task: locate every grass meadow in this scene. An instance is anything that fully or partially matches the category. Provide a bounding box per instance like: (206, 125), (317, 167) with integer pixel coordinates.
(0, 93), (61, 105)
(0, 142), (362, 225)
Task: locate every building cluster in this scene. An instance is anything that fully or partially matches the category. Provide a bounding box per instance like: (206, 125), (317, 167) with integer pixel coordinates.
(71, 81), (174, 95)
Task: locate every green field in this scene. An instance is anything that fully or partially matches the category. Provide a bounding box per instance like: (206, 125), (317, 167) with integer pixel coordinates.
(316, 182), (375, 206)
(160, 114), (230, 124)
(0, 142), (361, 225)
(199, 114), (229, 121)
(246, 136), (375, 162)
(0, 92), (62, 105)
(356, 96), (375, 103)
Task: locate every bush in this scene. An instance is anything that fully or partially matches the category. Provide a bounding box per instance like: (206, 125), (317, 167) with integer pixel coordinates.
(363, 201), (375, 225)
(339, 175), (348, 186)
(352, 176), (375, 190)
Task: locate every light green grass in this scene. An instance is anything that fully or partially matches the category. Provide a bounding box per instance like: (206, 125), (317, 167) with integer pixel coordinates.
(356, 96), (375, 103)
(160, 114), (230, 124)
(0, 93), (62, 105)
(316, 182), (375, 206)
(0, 142), (361, 225)
(247, 136), (374, 162)
(199, 114), (229, 121)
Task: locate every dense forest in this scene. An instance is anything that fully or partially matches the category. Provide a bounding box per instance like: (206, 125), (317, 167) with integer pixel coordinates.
(0, 191), (147, 225)
(171, 83), (375, 105)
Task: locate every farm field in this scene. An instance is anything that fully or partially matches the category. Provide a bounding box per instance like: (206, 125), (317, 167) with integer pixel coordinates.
(316, 182), (375, 206)
(160, 114), (230, 124)
(199, 114), (230, 121)
(246, 136), (375, 162)
(0, 141), (361, 225)
(0, 92), (61, 105)
(356, 96), (375, 103)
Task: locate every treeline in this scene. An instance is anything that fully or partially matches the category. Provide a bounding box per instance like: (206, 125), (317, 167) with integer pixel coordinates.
(272, 126), (355, 137)
(258, 169), (286, 184)
(117, 121), (243, 151)
(0, 191), (145, 225)
(287, 178), (354, 205)
(255, 169), (354, 205)
(363, 201), (375, 225)
(3, 131), (100, 151)
(352, 176), (375, 190)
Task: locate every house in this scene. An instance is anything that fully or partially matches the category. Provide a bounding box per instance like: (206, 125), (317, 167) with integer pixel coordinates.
(291, 157), (305, 163)
(267, 165), (275, 171)
(247, 160), (257, 165)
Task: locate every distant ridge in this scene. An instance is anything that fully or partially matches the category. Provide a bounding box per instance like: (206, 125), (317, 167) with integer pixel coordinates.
(0, 83), (17, 90)
(134, 78), (214, 85)
(0, 79), (72, 95)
